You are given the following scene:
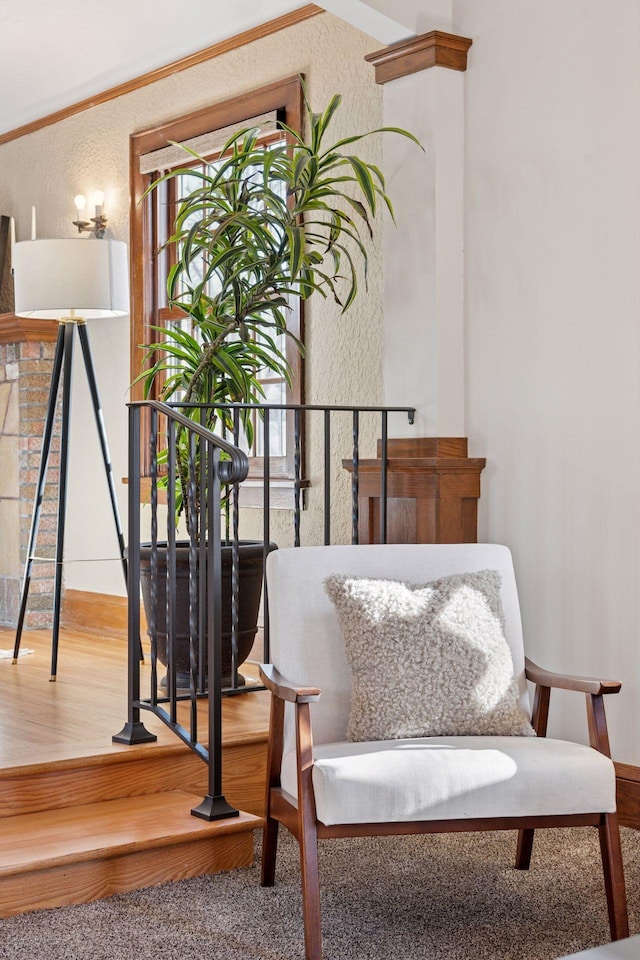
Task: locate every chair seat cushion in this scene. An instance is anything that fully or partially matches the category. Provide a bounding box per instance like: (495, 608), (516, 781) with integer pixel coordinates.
(280, 736), (616, 825)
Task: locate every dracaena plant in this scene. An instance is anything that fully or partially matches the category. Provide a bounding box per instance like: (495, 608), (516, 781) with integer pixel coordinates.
(136, 83), (420, 526)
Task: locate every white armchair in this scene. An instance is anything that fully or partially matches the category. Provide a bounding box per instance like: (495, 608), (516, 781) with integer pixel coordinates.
(259, 544), (628, 960)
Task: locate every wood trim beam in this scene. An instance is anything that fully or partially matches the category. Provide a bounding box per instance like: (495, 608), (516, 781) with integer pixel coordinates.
(0, 5), (324, 147)
(365, 31), (473, 84)
(0, 314), (59, 343)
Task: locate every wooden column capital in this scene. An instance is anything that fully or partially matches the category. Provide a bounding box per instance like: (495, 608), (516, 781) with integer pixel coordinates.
(343, 437), (485, 545)
(365, 31), (473, 84)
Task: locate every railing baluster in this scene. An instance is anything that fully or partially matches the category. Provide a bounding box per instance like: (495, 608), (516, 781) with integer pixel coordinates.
(294, 407), (301, 548)
(149, 407), (158, 704)
(206, 441), (222, 805)
(222, 419), (230, 545)
(167, 419), (177, 724)
(191, 443), (237, 821)
(198, 407), (207, 695)
(187, 430), (198, 743)
(231, 408), (241, 690)
(380, 411), (388, 545)
(262, 409), (271, 664)
(324, 409), (331, 545)
(112, 405), (157, 746)
(352, 410), (359, 545)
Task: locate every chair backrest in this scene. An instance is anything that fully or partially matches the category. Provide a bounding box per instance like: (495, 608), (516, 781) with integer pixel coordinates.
(266, 543), (530, 749)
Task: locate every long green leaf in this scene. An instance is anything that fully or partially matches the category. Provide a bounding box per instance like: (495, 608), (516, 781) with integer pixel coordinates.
(138, 82), (420, 521)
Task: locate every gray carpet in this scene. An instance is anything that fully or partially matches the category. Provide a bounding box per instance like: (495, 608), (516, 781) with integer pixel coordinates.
(1, 828), (639, 959)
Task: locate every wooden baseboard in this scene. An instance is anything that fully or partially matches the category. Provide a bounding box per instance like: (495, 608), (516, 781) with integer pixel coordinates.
(61, 589), (146, 640)
(60, 588), (265, 661)
(615, 762), (640, 829)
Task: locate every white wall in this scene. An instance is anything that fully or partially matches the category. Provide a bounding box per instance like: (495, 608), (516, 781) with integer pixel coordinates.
(454, 0), (640, 762)
(381, 67), (466, 436)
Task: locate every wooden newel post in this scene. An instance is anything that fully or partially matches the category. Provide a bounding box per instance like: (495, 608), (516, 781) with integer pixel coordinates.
(342, 437), (485, 545)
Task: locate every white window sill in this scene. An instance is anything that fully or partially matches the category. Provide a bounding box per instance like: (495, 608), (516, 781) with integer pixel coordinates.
(129, 477), (309, 511)
(237, 479), (308, 511)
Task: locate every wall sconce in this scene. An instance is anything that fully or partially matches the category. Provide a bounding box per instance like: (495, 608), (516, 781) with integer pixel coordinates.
(72, 192), (107, 238)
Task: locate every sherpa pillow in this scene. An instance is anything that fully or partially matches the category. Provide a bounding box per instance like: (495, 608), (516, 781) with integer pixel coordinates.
(324, 570), (534, 742)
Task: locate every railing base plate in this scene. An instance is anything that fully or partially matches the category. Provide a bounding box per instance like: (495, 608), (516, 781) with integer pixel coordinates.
(191, 794), (240, 821)
(112, 721), (158, 745)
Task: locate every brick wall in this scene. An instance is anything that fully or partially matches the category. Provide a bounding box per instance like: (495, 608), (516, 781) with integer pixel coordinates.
(0, 342), (19, 623)
(0, 336), (59, 627)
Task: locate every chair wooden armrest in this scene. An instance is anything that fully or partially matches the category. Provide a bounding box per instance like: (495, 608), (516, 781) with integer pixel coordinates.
(259, 663), (321, 703)
(525, 657), (620, 758)
(524, 657), (622, 695)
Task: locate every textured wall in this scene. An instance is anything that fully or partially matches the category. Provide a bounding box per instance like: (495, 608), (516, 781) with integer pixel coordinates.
(0, 12), (389, 593)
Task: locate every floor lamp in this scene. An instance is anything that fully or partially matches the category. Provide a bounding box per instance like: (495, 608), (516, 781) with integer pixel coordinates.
(11, 238), (130, 679)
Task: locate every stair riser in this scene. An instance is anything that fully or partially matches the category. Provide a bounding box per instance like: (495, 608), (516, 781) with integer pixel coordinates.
(0, 741), (267, 819)
(0, 831), (254, 918)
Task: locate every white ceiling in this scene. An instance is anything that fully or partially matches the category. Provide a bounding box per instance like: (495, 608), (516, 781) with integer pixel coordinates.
(0, 0), (308, 136)
(0, 0), (443, 138)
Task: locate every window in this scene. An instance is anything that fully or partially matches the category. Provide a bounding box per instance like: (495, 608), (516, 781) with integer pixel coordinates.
(129, 76), (304, 479)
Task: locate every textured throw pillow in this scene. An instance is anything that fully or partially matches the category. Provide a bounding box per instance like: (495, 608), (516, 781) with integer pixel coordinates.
(324, 570), (534, 742)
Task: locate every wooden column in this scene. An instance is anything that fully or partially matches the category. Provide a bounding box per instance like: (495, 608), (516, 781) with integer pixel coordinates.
(365, 31), (473, 439)
(343, 437), (485, 545)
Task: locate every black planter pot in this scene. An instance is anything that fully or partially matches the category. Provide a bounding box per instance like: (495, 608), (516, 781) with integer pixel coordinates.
(139, 540), (277, 688)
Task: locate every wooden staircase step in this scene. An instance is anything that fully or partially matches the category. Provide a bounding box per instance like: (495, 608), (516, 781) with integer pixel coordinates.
(0, 791), (261, 917)
(0, 746), (209, 818)
(0, 736), (268, 819)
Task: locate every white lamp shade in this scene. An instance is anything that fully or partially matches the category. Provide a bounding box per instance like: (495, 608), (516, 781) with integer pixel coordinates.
(13, 239), (129, 319)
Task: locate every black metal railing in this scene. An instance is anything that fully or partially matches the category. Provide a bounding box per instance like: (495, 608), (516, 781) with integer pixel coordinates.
(113, 400), (249, 821)
(115, 400), (415, 820)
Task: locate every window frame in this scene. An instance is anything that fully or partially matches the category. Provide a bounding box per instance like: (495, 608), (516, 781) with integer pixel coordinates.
(129, 75), (304, 479)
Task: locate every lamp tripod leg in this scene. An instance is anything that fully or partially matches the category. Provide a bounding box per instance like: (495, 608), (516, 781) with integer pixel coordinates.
(13, 322), (66, 663)
(15, 317), (133, 678)
(76, 322), (143, 661)
(76, 322), (127, 584)
(50, 322), (75, 681)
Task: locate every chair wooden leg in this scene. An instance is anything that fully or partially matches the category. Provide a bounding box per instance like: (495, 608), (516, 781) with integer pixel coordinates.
(515, 828), (535, 869)
(598, 813), (629, 941)
(296, 701), (323, 960)
(261, 692), (284, 888)
(299, 816), (322, 960)
(260, 801), (279, 887)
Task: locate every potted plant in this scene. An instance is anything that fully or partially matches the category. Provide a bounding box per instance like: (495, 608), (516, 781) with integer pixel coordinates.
(136, 84), (419, 687)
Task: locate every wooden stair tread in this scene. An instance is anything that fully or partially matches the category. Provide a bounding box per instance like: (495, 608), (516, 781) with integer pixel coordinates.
(0, 790), (261, 876)
(0, 688), (271, 774)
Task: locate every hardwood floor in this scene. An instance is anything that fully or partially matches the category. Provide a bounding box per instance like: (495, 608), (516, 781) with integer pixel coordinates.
(0, 624), (270, 916)
(0, 625), (269, 766)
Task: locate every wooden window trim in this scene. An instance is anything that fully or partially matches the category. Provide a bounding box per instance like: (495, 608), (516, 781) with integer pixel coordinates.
(129, 75), (305, 479)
